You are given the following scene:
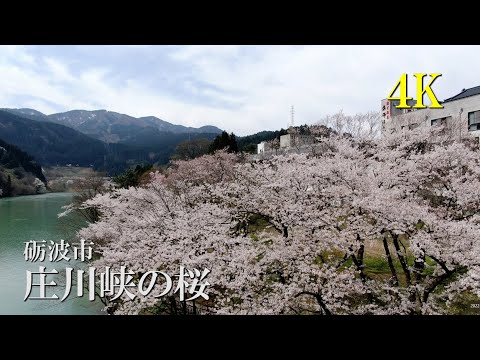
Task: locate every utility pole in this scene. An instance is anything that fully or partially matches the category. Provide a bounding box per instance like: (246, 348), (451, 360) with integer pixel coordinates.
(290, 105), (295, 128)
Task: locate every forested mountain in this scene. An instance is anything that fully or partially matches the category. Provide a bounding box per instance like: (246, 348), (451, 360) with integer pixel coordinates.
(121, 129), (218, 163)
(0, 107), (299, 174)
(0, 110), (219, 174)
(0, 138), (46, 197)
(2, 108), (222, 144)
(0, 108), (49, 121)
(0, 110), (112, 167)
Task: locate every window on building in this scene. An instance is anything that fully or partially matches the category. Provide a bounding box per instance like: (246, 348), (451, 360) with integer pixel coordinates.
(431, 116), (451, 127)
(468, 111), (480, 131)
(408, 123), (419, 130)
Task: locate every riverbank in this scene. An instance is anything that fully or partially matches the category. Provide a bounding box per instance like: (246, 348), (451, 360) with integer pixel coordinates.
(0, 167), (47, 197)
(44, 166), (99, 192)
(1, 166), (104, 199)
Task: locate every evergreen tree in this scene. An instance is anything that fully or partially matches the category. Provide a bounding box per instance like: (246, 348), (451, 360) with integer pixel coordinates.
(209, 131), (238, 154)
(113, 164), (153, 189)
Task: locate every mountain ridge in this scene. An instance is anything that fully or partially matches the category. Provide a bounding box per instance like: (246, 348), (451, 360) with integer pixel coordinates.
(1, 108), (222, 143)
(0, 110), (221, 175)
(0, 110), (141, 173)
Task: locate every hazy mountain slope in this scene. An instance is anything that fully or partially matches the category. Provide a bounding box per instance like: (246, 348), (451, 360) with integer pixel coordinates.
(1, 108), (50, 122)
(47, 110), (222, 143)
(0, 110), (219, 174)
(119, 128), (218, 164)
(0, 110), (110, 168)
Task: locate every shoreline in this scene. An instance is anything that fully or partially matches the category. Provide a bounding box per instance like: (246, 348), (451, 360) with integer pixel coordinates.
(0, 191), (74, 200)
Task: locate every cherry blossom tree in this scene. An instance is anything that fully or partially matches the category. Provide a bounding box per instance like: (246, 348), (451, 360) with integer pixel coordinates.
(58, 172), (112, 235)
(76, 130), (480, 315)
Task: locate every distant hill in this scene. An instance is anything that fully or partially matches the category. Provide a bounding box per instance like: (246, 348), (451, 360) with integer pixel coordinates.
(138, 116), (222, 136)
(0, 138), (47, 197)
(0, 110), (220, 174)
(119, 127), (218, 162)
(2, 108), (223, 143)
(1, 108), (49, 122)
(0, 110), (134, 173)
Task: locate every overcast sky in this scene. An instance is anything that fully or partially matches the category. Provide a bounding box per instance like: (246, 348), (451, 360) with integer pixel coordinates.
(1, 45), (479, 135)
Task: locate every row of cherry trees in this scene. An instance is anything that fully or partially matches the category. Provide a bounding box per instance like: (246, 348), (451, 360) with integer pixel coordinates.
(76, 127), (480, 314)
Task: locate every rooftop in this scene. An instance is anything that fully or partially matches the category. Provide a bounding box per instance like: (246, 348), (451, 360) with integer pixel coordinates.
(443, 85), (480, 103)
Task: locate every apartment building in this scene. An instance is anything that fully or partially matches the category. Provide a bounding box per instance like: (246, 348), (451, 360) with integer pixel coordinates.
(381, 85), (480, 141)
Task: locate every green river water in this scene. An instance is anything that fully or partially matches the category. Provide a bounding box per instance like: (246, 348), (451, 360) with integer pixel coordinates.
(0, 192), (104, 314)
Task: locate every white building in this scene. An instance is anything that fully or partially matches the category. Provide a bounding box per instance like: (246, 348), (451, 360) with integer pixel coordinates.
(279, 134), (315, 148)
(382, 85), (480, 141)
(257, 141), (271, 154)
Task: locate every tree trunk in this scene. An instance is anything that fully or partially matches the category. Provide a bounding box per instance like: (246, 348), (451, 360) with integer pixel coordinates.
(383, 236), (399, 286)
(392, 234), (411, 285)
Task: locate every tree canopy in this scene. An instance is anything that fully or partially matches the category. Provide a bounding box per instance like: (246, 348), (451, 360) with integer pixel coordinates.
(74, 126), (480, 315)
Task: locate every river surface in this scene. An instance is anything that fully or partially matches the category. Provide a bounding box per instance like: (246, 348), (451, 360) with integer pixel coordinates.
(0, 193), (104, 314)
